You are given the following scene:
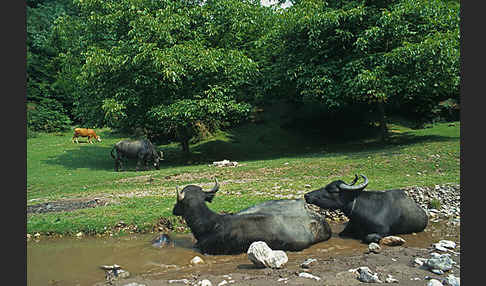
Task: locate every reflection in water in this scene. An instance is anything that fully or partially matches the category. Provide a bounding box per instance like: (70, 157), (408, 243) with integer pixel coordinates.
(27, 221), (459, 286)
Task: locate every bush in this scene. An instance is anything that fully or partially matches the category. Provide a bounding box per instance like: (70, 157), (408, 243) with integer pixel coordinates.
(27, 99), (72, 132)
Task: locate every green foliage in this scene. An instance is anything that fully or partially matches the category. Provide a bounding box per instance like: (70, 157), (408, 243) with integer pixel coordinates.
(27, 99), (72, 132)
(267, 0), (460, 124)
(53, 0), (260, 151)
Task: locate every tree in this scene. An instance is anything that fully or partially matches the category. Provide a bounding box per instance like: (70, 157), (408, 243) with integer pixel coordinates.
(267, 0), (460, 139)
(54, 0), (260, 152)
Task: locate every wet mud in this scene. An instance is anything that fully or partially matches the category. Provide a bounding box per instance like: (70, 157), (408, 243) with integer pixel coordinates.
(27, 220), (460, 286)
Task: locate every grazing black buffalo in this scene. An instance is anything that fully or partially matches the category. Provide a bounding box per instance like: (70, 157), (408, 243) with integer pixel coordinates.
(110, 139), (163, 171)
(304, 174), (428, 243)
(172, 179), (331, 255)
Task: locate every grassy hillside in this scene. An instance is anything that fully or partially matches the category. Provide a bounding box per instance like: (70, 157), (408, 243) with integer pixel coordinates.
(27, 114), (460, 236)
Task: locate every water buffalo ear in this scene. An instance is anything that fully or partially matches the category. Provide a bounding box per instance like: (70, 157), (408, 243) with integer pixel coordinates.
(205, 192), (216, 203)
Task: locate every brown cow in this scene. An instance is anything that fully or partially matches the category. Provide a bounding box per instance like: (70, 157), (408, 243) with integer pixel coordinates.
(72, 128), (102, 144)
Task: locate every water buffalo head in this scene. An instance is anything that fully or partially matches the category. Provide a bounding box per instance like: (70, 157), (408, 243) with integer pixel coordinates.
(153, 151), (164, 170)
(304, 174), (368, 210)
(172, 178), (219, 216)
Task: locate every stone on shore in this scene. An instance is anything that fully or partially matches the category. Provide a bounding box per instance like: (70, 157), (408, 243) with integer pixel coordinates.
(247, 241), (288, 269)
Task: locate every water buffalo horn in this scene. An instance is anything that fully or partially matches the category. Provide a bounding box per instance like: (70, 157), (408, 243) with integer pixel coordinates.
(349, 174), (359, 186)
(206, 178), (219, 193)
(176, 186), (184, 201)
(339, 174), (369, 191)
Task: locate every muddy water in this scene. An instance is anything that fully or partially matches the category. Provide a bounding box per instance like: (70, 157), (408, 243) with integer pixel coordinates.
(27, 221), (460, 286)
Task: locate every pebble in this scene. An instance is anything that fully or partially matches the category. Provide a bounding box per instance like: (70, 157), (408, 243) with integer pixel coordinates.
(190, 256), (205, 266)
(357, 266), (382, 283)
(298, 272), (321, 281)
(368, 242), (381, 253)
(197, 279), (212, 286)
(442, 274), (460, 286)
(380, 236), (406, 246)
(300, 258), (317, 268)
(425, 253), (455, 272)
(385, 274), (398, 283)
(168, 279), (190, 284)
(428, 279), (444, 286)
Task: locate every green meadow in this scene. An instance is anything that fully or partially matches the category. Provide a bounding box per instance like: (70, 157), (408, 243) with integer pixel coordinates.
(27, 119), (460, 236)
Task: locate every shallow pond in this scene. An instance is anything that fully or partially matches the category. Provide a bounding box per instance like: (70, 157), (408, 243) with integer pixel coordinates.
(27, 221), (460, 286)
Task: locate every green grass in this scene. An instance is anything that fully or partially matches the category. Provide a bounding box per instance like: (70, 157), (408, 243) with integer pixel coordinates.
(27, 119), (460, 236)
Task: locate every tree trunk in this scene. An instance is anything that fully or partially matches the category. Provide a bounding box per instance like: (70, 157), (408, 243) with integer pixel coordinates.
(377, 101), (388, 142)
(181, 138), (190, 154)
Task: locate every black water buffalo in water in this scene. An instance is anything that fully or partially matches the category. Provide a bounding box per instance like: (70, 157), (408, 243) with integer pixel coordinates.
(110, 139), (163, 171)
(172, 179), (331, 255)
(304, 174), (428, 244)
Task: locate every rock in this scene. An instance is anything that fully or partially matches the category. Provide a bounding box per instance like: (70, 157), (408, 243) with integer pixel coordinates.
(385, 274), (398, 283)
(27, 234), (32, 240)
(151, 233), (174, 248)
(368, 242), (381, 253)
(357, 267), (383, 283)
(431, 269), (444, 275)
(247, 241), (288, 269)
(380, 236), (406, 246)
(427, 279), (444, 286)
(197, 279), (212, 286)
(212, 160), (238, 167)
(123, 283), (146, 286)
(300, 258), (317, 268)
(76, 232), (83, 237)
(117, 269), (130, 279)
(190, 256), (205, 266)
(168, 279), (190, 284)
(413, 257), (427, 267)
(217, 280), (228, 286)
(298, 272), (321, 281)
(100, 264), (122, 270)
(432, 240), (456, 251)
(425, 254), (455, 272)
(442, 274), (460, 286)
(34, 232), (41, 238)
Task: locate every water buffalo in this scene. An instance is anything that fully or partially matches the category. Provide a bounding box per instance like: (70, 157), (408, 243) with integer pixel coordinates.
(72, 128), (101, 144)
(304, 174), (428, 243)
(172, 179), (331, 255)
(110, 139), (163, 171)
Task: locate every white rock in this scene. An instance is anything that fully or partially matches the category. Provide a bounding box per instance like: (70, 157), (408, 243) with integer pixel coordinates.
(301, 258), (317, 268)
(385, 274), (398, 283)
(425, 253), (455, 272)
(368, 242), (381, 253)
(212, 160), (238, 167)
(197, 279), (212, 286)
(357, 267), (382, 283)
(190, 256), (205, 265)
(247, 241), (288, 269)
(217, 280), (227, 286)
(298, 272), (321, 281)
(117, 269), (130, 279)
(434, 240), (456, 249)
(76, 232), (84, 237)
(427, 279), (444, 286)
(168, 279), (190, 284)
(442, 274), (460, 286)
(413, 257), (427, 266)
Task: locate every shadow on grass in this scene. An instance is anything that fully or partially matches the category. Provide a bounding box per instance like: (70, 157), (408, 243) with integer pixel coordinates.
(42, 124), (459, 171)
